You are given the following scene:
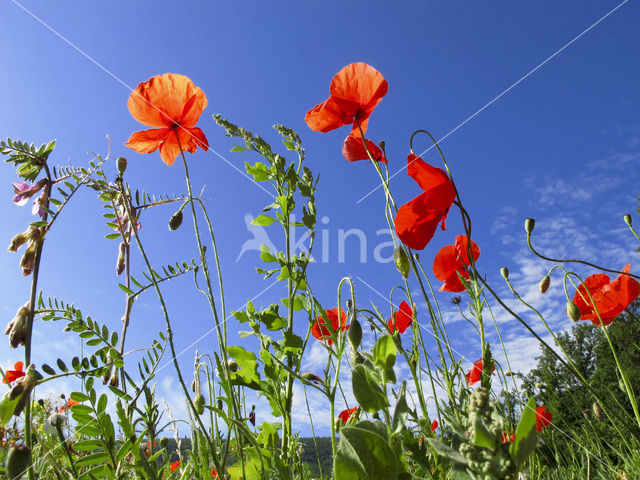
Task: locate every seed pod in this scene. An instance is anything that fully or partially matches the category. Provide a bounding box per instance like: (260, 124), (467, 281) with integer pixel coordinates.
(566, 301), (581, 322)
(117, 157), (127, 175)
(169, 210), (183, 231)
(6, 445), (31, 480)
(393, 247), (411, 279)
(116, 242), (126, 276)
(524, 218), (536, 234)
(500, 267), (509, 280)
(227, 359), (239, 373)
(623, 214), (632, 226)
(539, 275), (551, 294)
(109, 374), (119, 388)
(348, 319), (362, 349)
(194, 393), (205, 415)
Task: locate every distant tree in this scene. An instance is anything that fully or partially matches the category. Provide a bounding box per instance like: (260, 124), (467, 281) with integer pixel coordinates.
(522, 299), (640, 462)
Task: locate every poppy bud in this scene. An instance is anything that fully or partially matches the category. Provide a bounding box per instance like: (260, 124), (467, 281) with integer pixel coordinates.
(566, 301), (581, 322)
(378, 140), (385, 151)
(504, 371), (513, 377)
(524, 218), (535, 234)
(393, 247), (411, 278)
(592, 402), (603, 421)
(500, 267), (509, 280)
(619, 379), (627, 394)
(194, 393), (205, 415)
(350, 350), (365, 365)
(539, 275), (551, 294)
(301, 372), (323, 384)
(227, 359), (238, 373)
(624, 214), (632, 226)
(117, 157), (128, 174)
(116, 242), (126, 276)
(160, 437), (169, 448)
(6, 445), (31, 480)
(348, 319), (362, 349)
(191, 379), (197, 393)
(169, 210), (183, 231)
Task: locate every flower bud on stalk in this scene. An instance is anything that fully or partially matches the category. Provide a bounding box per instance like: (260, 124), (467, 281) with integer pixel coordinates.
(567, 301), (581, 322)
(9, 365), (41, 417)
(539, 275), (551, 294)
(347, 319), (362, 349)
(393, 247), (411, 279)
(5, 302), (30, 348)
(116, 242), (126, 276)
(160, 437), (169, 448)
(227, 359), (238, 373)
(109, 374), (119, 388)
(117, 157), (128, 175)
(301, 372), (323, 384)
(592, 401), (603, 421)
(500, 267), (509, 280)
(6, 445), (31, 480)
(169, 210), (183, 231)
(194, 393), (205, 415)
(624, 214), (632, 226)
(524, 218), (535, 234)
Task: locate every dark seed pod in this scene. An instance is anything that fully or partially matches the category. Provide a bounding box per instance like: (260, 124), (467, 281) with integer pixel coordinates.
(6, 445), (31, 480)
(169, 210), (183, 231)
(348, 319), (362, 350)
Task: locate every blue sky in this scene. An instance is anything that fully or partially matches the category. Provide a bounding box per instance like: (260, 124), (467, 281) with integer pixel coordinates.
(0, 1), (639, 437)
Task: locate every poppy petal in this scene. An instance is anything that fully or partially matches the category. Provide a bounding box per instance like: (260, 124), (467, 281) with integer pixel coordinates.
(329, 63), (388, 113)
(454, 235), (481, 267)
(125, 128), (170, 154)
(432, 245), (458, 282)
(128, 73), (206, 128)
(388, 300), (413, 333)
(395, 193), (447, 250)
(342, 134), (386, 163)
(305, 97), (354, 133)
(407, 155), (456, 209)
(14, 361), (23, 372)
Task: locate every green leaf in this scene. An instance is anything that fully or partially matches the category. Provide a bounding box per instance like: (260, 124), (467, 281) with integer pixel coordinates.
(73, 439), (103, 451)
(282, 140), (295, 150)
(118, 284), (134, 295)
(510, 396), (538, 467)
(426, 438), (468, 465)
(0, 395), (19, 426)
(392, 382), (411, 435)
(230, 145), (247, 152)
(56, 358), (68, 372)
(75, 451), (110, 467)
(282, 331), (303, 355)
(252, 215), (275, 226)
(70, 392), (90, 402)
(352, 365), (388, 413)
(373, 335), (396, 370)
(42, 364), (56, 376)
(104, 233), (121, 240)
(260, 244), (277, 262)
(334, 424), (397, 479)
(227, 346), (261, 390)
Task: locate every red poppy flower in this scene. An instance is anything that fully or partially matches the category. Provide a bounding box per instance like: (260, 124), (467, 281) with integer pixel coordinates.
(394, 155), (456, 250)
(387, 301), (414, 334)
(465, 358), (495, 386)
(210, 469), (219, 479)
(431, 420), (438, 432)
(305, 63), (388, 137)
(249, 410), (255, 426)
(59, 398), (80, 413)
(433, 235), (480, 292)
(3, 361), (24, 384)
(125, 73), (209, 166)
(536, 406), (552, 432)
(501, 431), (515, 443)
(342, 133), (386, 163)
(338, 407), (358, 424)
(170, 460), (181, 472)
(572, 264), (640, 326)
(311, 308), (348, 346)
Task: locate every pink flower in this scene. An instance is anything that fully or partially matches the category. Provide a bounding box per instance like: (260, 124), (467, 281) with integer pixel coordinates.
(12, 180), (46, 207)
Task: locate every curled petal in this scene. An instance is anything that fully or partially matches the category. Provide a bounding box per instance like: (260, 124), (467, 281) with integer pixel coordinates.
(395, 193), (448, 250)
(305, 97), (354, 133)
(342, 134), (386, 163)
(125, 128), (170, 154)
(388, 301), (414, 333)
